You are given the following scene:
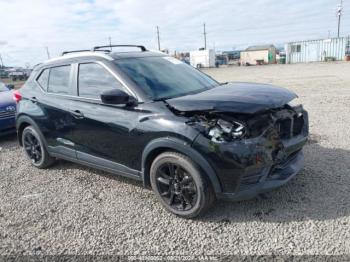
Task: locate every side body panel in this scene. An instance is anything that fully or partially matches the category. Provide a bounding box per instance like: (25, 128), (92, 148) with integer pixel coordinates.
(16, 62), (203, 184)
(69, 99), (200, 171)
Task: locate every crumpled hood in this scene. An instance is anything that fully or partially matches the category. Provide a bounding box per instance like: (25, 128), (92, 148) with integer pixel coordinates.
(166, 82), (297, 114)
(0, 90), (15, 108)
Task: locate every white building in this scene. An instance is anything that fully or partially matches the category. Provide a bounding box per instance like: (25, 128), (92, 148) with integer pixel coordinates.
(285, 37), (350, 63)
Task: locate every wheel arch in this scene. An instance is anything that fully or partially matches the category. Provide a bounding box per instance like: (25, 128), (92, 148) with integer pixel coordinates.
(16, 115), (45, 147)
(141, 137), (222, 194)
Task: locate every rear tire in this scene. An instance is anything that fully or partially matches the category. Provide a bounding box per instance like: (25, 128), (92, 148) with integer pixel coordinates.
(22, 126), (55, 169)
(150, 152), (215, 218)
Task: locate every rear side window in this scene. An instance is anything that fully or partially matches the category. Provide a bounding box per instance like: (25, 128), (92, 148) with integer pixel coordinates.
(37, 69), (49, 90)
(78, 63), (123, 99)
(48, 65), (71, 95)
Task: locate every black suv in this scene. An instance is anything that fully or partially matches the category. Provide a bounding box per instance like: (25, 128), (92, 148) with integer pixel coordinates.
(15, 45), (308, 218)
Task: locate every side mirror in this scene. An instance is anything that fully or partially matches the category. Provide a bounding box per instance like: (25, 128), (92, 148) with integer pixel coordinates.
(100, 89), (136, 105)
(6, 84), (15, 90)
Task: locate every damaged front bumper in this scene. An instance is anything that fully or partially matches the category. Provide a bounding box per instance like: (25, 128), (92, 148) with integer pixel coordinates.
(217, 145), (305, 201)
(192, 109), (309, 201)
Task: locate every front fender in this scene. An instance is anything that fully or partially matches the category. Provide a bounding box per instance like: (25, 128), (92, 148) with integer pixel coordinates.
(141, 137), (222, 194)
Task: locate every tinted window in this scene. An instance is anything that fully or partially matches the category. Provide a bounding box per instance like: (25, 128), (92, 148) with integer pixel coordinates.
(48, 65), (71, 94)
(114, 56), (218, 100)
(78, 63), (123, 99)
(37, 69), (49, 90)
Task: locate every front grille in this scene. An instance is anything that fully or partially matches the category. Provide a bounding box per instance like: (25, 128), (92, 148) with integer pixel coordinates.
(293, 115), (304, 136)
(0, 111), (15, 119)
(275, 114), (304, 139)
(276, 118), (291, 139)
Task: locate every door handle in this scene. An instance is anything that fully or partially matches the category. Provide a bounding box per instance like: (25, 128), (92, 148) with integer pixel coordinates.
(70, 110), (84, 119)
(30, 97), (38, 103)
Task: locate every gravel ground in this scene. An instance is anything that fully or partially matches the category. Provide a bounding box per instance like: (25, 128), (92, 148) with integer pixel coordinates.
(0, 62), (349, 256)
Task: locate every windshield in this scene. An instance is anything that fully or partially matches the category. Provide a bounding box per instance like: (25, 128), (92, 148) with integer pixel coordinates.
(0, 82), (9, 92)
(114, 56), (219, 100)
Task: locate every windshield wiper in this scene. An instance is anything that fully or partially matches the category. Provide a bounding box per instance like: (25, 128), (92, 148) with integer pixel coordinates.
(153, 96), (174, 101)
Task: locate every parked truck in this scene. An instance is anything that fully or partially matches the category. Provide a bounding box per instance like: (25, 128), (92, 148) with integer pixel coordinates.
(190, 49), (215, 68)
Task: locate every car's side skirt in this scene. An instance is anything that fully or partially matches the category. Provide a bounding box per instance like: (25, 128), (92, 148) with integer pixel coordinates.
(48, 146), (142, 181)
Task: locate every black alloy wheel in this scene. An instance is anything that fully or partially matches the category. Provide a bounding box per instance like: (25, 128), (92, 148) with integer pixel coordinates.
(155, 162), (198, 211)
(23, 132), (42, 164)
(150, 152), (215, 218)
(21, 126), (55, 168)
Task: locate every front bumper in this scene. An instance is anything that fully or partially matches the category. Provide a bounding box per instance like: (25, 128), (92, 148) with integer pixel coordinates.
(217, 149), (304, 201)
(192, 109), (309, 200)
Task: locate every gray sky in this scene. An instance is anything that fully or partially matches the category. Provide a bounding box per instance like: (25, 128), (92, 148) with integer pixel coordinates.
(0, 0), (349, 67)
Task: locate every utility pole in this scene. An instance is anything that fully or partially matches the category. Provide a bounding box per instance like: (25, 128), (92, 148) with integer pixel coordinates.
(337, 0), (343, 38)
(45, 47), (50, 59)
(0, 53), (4, 68)
(203, 23), (207, 50)
(156, 26), (161, 51)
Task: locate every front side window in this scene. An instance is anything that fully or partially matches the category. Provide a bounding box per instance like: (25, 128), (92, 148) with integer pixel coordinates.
(78, 63), (123, 99)
(48, 65), (71, 95)
(114, 56), (219, 100)
(37, 69), (49, 90)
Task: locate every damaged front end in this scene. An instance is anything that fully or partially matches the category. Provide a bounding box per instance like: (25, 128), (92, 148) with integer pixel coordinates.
(184, 105), (309, 200)
(186, 115), (247, 143)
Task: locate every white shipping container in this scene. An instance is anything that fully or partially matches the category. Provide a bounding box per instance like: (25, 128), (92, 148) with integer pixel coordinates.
(190, 49), (215, 68)
(285, 37), (350, 63)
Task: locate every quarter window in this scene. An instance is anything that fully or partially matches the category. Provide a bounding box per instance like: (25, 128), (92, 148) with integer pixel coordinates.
(37, 69), (49, 90)
(78, 63), (123, 99)
(48, 65), (71, 95)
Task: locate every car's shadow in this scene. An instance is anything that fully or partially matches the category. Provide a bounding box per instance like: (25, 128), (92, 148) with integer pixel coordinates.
(1, 133), (349, 223)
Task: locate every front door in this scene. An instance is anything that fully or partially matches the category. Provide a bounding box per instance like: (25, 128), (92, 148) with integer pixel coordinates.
(69, 62), (140, 176)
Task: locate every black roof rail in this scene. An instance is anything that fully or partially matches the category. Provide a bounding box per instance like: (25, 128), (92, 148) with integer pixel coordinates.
(61, 50), (91, 56)
(92, 45), (147, 52)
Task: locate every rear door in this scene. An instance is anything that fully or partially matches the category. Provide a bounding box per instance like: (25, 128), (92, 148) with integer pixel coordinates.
(69, 61), (140, 176)
(34, 64), (77, 158)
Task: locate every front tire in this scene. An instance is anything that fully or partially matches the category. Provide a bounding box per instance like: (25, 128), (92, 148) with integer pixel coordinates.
(150, 152), (215, 218)
(22, 126), (54, 169)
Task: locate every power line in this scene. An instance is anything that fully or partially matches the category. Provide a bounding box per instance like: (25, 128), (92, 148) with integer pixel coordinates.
(156, 26), (161, 50)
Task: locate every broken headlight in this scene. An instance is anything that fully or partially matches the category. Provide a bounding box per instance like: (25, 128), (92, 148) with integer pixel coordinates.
(209, 119), (246, 143)
(188, 116), (246, 143)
